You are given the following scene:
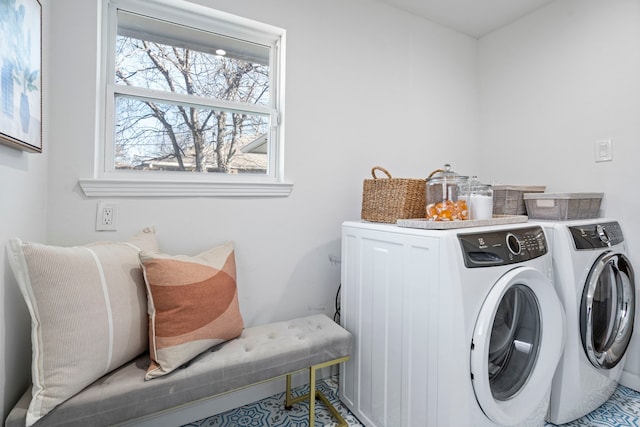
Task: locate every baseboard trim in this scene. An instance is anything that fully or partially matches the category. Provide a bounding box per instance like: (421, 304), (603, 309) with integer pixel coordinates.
(620, 370), (640, 392)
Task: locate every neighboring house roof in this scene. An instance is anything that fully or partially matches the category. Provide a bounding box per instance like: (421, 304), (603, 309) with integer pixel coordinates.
(241, 134), (268, 154)
(117, 136), (268, 173)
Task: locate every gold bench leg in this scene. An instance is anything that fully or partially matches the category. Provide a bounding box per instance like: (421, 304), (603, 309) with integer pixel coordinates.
(284, 356), (350, 427)
(309, 365), (316, 427)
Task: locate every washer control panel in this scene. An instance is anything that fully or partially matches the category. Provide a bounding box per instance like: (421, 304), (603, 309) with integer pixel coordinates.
(569, 221), (624, 249)
(458, 226), (547, 268)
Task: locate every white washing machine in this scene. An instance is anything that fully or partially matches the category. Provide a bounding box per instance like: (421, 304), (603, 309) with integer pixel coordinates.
(535, 219), (635, 425)
(339, 221), (565, 427)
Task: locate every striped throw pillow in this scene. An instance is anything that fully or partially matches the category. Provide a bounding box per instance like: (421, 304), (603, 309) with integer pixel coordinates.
(6, 228), (158, 426)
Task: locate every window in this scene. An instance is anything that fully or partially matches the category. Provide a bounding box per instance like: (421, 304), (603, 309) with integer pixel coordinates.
(80, 0), (291, 197)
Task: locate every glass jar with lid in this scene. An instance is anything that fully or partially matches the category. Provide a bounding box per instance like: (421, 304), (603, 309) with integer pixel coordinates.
(426, 164), (469, 221)
(459, 176), (494, 220)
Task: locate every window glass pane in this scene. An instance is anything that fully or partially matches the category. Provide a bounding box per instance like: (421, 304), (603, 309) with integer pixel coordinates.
(115, 11), (270, 106)
(114, 94), (269, 174)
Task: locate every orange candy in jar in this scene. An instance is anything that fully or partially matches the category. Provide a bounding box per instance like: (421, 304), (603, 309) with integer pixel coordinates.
(426, 199), (469, 221)
(425, 163), (470, 221)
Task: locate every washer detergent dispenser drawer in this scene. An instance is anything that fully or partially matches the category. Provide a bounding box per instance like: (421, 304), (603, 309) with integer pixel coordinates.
(458, 226), (548, 268)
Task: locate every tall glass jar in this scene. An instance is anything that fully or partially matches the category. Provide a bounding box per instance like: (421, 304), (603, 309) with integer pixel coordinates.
(426, 164), (469, 221)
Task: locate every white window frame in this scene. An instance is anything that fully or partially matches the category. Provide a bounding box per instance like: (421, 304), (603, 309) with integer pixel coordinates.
(79, 0), (292, 198)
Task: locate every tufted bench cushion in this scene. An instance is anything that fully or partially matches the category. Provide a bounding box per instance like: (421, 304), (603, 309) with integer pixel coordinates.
(5, 314), (352, 427)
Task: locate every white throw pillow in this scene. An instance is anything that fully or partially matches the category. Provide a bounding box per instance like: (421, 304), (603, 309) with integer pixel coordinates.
(6, 227), (158, 426)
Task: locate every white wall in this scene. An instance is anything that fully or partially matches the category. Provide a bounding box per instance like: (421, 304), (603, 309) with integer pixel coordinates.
(478, 0), (640, 382)
(478, 0), (640, 228)
(44, 0), (478, 325)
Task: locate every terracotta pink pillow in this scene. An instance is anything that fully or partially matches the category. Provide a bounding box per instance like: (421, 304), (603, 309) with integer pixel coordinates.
(139, 241), (244, 380)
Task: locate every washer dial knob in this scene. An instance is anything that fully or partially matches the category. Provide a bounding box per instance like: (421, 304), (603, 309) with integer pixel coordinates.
(506, 233), (521, 255)
(596, 224), (611, 245)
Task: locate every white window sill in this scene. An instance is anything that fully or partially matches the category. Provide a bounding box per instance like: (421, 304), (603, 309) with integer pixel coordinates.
(79, 178), (294, 198)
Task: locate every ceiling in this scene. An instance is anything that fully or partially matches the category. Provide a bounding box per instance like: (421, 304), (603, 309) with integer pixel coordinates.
(377, 0), (554, 38)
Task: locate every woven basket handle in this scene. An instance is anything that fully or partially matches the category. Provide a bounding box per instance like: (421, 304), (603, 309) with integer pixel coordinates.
(427, 168), (444, 179)
(371, 166), (392, 179)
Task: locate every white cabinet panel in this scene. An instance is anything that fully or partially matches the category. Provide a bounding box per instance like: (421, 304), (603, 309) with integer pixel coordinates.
(340, 224), (440, 427)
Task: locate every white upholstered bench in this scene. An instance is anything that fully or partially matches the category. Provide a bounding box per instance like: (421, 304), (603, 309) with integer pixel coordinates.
(5, 314), (352, 427)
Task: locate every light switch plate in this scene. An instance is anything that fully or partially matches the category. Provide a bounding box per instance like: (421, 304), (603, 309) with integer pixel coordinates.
(594, 139), (612, 162)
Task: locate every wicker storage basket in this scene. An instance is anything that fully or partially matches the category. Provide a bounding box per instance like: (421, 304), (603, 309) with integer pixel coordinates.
(361, 166), (426, 223)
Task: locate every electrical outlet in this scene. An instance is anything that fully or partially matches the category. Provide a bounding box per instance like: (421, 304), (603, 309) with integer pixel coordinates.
(96, 201), (118, 231)
(102, 207), (113, 225)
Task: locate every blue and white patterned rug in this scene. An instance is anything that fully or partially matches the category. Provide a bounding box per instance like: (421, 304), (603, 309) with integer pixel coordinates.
(182, 376), (363, 427)
(546, 385), (640, 427)
(182, 378), (640, 427)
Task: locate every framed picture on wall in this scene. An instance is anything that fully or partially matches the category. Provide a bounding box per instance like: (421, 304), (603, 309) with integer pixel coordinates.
(0, 0), (42, 153)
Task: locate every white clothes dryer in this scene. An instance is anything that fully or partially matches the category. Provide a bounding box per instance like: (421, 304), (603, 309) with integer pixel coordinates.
(339, 221), (565, 427)
(535, 219), (635, 425)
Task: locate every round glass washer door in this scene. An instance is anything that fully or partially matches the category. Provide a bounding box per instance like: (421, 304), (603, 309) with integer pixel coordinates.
(470, 266), (565, 426)
(581, 252), (635, 369)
